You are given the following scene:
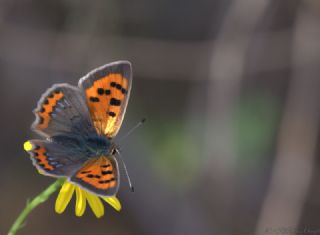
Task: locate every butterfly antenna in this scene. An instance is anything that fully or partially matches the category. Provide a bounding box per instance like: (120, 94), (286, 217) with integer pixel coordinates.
(118, 118), (146, 143)
(115, 149), (134, 192)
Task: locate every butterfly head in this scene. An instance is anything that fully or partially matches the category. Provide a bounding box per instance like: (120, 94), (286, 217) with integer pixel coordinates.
(110, 143), (120, 156)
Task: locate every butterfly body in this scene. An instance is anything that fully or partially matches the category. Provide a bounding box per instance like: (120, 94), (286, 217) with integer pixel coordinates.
(51, 133), (114, 158)
(25, 61), (132, 197)
(82, 135), (113, 157)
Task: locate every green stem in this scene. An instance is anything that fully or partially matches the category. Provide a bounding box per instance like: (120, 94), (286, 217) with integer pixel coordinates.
(8, 178), (65, 235)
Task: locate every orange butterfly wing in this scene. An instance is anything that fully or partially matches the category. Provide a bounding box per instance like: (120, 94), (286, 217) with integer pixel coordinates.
(78, 61), (132, 138)
(70, 156), (119, 196)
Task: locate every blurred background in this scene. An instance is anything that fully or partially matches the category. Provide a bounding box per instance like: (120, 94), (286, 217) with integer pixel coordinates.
(1, 0), (320, 234)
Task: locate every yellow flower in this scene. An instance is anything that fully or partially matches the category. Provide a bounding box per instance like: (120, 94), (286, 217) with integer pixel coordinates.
(55, 181), (121, 218)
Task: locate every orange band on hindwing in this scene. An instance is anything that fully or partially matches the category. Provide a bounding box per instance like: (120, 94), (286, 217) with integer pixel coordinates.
(27, 144), (55, 171)
(34, 146), (54, 171)
(74, 157), (117, 190)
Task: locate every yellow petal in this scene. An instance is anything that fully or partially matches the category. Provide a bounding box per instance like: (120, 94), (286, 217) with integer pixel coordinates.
(55, 182), (75, 214)
(102, 196), (121, 211)
(75, 187), (87, 217)
(23, 141), (33, 151)
(85, 191), (104, 218)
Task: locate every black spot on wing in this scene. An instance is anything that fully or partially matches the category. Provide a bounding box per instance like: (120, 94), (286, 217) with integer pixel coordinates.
(108, 111), (116, 117)
(98, 178), (115, 184)
(110, 82), (124, 91)
(121, 88), (127, 94)
(110, 98), (121, 106)
(97, 88), (104, 95)
(89, 97), (100, 102)
(101, 170), (113, 175)
(101, 164), (110, 168)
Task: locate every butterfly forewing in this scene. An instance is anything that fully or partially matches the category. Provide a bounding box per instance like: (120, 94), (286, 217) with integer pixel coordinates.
(78, 61), (132, 138)
(32, 84), (95, 138)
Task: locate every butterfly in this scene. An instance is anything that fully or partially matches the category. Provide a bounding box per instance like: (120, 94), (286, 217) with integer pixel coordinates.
(25, 61), (132, 196)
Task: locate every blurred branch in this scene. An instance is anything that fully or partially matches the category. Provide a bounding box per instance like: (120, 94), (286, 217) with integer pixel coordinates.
(173, 1), (270, 234)
(205, 0), (269, 175)
(255, 4), (320, 234)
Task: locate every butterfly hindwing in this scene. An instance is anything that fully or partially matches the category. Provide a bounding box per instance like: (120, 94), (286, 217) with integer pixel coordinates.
(32, 84), (95, 138)
(70, 156), (119, 197)
(24, 140), (87, 177)
(78, 61), (132, 138)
